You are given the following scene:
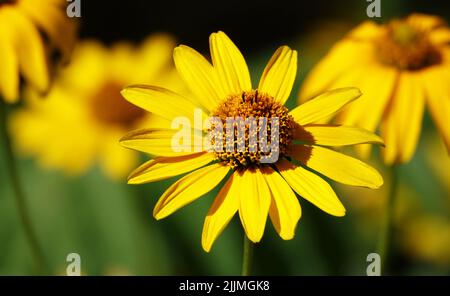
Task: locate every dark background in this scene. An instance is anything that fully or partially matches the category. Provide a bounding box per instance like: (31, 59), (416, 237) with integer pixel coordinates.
(80, 0), (450, 53)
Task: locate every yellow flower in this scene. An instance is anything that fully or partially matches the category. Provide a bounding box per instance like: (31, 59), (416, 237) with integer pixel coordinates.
(0, 0), (76, 103)
(401, 216), (450, 267)
(10, 35), (180, 179)
(299, 14), (450, 164)
(120, 31), (385, 252)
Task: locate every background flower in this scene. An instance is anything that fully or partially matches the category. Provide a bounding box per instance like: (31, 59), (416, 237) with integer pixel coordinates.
(10, 35), (180, 179)
(0, 0), (76, 103)
(298, 14), (450, 164)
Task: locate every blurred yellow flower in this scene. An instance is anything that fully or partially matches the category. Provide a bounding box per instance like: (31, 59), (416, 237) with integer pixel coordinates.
(10, 35), (180, 179)
(120, 31), (384, 252)
(0, 0), (77, 103)
(299, 13), (450, 164)
(401, 216), (450, 267)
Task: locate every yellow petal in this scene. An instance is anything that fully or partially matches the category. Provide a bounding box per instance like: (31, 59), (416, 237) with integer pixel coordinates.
(383, 72), (424, 164)
(128, 152), (215, 184)
(258, 46), (297, 105)
(260, 166), (301, 240)
(422, 67), (450, 152)
(344, 65), (397, 132)
(380, 101), (398, 165)
(120, 128), (203, 157)
(7, 8), (49, 92)
(407, 13), (445, 31)
(173, 45), (226, 111)
(298, 40), (372, 102)
(290, 88), (362, 126)
(18, 0), (76, 61)
(348, 21), (382, 40)
(291, 145), (383, 189)
(209, 31), (252, 95)
(135, 34), (176, 82)
(297, 125), (384, 146)
(323, 66), (370, 124)
(430, 27), (450, 45)
(60, 41), (106, 94)
(338, 64), (398, 159)
(100, 137), (138, 180)
(276, 159), (345, 217)
(0, 18), (19, 102)
(238, 168), (271, 243)
(153, 163), (230, 220)
(202, 173), (239, 252)
(121, 85), (205, 122)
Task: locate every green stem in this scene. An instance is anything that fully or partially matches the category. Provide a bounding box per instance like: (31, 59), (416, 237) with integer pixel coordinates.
(0, 100), (47, 274)
(377, 165), (399, 275)
(241, 235), (254, 276)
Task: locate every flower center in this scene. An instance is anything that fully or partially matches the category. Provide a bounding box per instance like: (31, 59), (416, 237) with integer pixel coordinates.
(375, 20), (441, 70)
(210, 90), (295, 169)
(90, 82), (146, 128)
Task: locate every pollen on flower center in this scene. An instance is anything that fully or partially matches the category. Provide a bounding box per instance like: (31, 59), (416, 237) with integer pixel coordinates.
(375, 20), (442, 70)
(90, 82), (146, 128)
(210, 90), (296, 169)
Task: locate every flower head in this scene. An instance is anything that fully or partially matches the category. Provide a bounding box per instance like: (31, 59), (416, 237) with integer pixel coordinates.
(10, 35), (180, 178)
(0, 0), (77, 103)
(121, 31), (384, 252)
(299, 13), (450, 164)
